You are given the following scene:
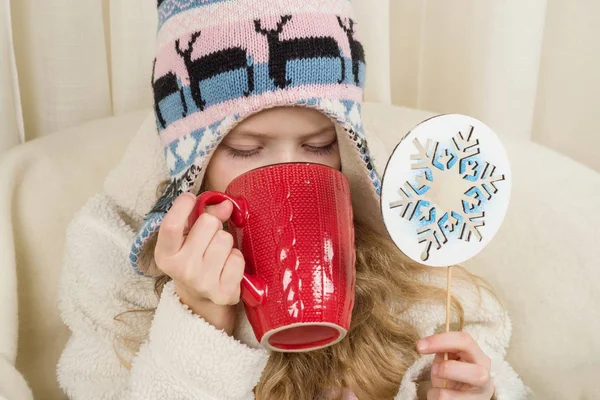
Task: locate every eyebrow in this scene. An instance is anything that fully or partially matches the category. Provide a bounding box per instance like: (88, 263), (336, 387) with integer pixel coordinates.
(233, 125), (336, 139)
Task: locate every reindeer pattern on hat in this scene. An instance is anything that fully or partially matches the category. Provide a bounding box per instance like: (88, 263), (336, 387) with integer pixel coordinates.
(152, 14), (366, 131)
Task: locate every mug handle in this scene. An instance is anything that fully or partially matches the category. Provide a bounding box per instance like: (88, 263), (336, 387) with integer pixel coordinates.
(188, 191), (267, 308)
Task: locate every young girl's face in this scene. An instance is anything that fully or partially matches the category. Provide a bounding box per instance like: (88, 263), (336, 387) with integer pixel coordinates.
(205, 107), (341, 192)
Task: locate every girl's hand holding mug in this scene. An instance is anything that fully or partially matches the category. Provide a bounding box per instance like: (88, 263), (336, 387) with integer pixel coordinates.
(154, 192), (245, 336)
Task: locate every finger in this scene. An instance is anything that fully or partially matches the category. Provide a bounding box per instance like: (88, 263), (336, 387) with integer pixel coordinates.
(218, 249), (245, 304)
(432, 360), (490, 388)
(418, 332), (490, 367)
(202, 230), (235, 293)
(156, 192), (197, 255)
(427, 388), (481, 400)
(220, 248), (245, 285)
(430, 353), (459, 389)
(432, 352), (459, 364)
(182, 212), (223, 258)
(183, 200), (234, 256)
(204, 230), (234, 271)
(204, 200), (234, 224)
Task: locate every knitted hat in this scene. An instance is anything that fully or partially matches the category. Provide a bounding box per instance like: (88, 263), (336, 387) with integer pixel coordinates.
(130, 0), (384, 275)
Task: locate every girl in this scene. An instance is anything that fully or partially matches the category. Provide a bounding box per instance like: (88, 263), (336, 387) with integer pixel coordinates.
(57, 1), (529, 399)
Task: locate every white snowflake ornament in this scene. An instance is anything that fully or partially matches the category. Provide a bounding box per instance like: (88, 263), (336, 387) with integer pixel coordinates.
(381, 114), (511, 267)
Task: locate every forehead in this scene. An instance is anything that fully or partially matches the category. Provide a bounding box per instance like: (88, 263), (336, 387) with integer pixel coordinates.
(228, 107), (335, 139)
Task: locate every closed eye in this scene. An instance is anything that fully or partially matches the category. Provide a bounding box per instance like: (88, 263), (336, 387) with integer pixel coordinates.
(303, 141), (337, 156)
(223, 139), (337, 159)
(224, 146), (262, 159)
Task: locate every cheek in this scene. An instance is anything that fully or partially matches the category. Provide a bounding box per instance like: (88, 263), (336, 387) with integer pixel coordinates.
(332, 149), (342, 170)
(302, 149), (341, 170)
(204, 150), (238, 192)
(204, 148), (258, 192)
(325, 145), (342, 170)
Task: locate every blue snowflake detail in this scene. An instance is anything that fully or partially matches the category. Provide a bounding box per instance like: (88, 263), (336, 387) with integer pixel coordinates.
(388, 126), (505, 262)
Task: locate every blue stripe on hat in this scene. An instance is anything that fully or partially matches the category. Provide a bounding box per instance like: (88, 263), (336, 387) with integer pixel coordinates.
(156, 58), (365, 132)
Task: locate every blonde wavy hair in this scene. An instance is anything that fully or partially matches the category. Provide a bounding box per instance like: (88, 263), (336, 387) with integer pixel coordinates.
(115, 180), (492, 400)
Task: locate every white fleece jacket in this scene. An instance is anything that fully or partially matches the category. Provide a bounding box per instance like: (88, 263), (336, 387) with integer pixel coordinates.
(56, 115), (530, 400)
(56, 191), (530, 400)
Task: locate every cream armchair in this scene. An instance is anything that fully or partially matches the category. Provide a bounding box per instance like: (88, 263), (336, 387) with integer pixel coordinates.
(1, 104), (599, 400)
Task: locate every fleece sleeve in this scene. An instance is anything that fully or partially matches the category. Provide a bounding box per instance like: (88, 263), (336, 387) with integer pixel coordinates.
(56, 194), (269, 400)
(394, 279), (531, 400)
(129, 281), (269, 399)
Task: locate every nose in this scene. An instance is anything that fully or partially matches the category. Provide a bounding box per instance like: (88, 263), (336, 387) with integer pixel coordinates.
(272, 148), (305, 164)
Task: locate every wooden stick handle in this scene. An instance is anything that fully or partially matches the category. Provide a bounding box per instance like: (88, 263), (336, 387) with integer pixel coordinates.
(443, 266), (453, 389)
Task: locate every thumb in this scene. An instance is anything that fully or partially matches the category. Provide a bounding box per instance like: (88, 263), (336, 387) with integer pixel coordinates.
(204, 200), (234, 224)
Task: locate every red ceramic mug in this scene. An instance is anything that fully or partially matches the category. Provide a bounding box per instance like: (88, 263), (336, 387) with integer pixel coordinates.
(188, 162), (356, 352)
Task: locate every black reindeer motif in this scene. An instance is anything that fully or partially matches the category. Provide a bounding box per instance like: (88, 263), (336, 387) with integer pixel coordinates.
(152, 58), (188, 129)
(255, 16), (346, 89)
(175, 32), (255, 111)
(337, 17), (365, 86)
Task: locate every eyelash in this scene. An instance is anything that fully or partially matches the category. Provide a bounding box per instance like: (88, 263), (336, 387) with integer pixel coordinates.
(225, 147), (261, 159)
(225, 142), (337, 159)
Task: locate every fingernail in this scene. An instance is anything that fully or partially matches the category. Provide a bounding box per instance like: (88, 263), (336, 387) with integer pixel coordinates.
(431, 363), (439, 376)
(417, 339), (428, 352)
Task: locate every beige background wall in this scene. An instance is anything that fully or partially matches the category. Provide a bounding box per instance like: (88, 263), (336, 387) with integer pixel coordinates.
(390, 0), (600, 173)
(532, 0), (600, 176)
